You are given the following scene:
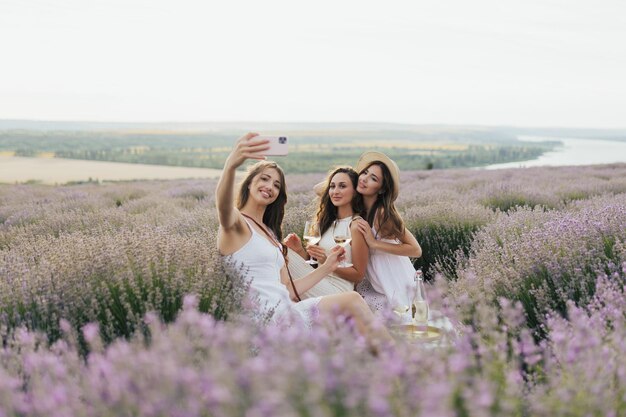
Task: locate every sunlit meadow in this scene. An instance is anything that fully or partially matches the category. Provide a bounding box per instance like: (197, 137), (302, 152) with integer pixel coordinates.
(1, 163), (626, 416)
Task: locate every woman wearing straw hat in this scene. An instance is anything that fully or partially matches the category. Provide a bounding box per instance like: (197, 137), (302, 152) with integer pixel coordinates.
(299, 151), (421, 319)
(216, 133), (391, 347)
(352, 151), (422, 322)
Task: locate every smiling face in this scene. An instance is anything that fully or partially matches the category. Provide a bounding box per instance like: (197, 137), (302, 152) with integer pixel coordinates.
(328, 172), (356, 208)
(249, 167), (282, 205)
(236, 161), (287, 241)
(357, 163), (384, 197)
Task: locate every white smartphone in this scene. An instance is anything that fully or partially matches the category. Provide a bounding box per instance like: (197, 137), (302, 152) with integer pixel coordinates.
(258, 135), (288, 156)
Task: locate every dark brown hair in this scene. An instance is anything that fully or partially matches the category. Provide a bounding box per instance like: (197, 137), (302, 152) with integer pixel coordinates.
(361, 161), (405, 240)
(316, 167), (364, 236)
(236, 161), (287, 253)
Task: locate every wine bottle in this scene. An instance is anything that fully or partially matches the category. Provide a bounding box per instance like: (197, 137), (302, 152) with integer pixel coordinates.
(412, 269), (429, 331)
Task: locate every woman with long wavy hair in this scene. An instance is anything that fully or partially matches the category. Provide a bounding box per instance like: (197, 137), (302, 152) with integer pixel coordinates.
(216, 133), (390, 344)
(284, 167), (368, 297)
(352, 152), (422, 322)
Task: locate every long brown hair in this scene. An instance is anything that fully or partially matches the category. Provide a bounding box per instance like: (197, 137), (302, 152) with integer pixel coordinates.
(316, 167), (364, 236)
(361, 161), (405, 240)
(236, 161), (287, 254)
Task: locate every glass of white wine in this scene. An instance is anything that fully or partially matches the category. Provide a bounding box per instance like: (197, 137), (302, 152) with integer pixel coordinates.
(303, 221), (321, 265)
(391, 290), (410, 320)
(332, 220), (352, 267)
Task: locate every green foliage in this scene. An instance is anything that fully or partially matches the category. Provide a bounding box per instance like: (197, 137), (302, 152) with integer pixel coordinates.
(450, 197), (626, 338)
(411, 222), (483, 280)
(51, 145), (549, 173)
(482, 194), (540, 212)
(402, 202), (494, 281)
(0, 128), (553, 173)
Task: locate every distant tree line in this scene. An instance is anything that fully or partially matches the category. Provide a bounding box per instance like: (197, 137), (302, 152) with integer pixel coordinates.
(0, 129), (551, 173)
(50, 144), (547, 172)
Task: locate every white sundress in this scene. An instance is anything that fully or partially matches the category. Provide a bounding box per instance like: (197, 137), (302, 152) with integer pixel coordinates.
(287, 216), (355, 298)
(224, 218), (322, 328)
(356, 226), (416, 323)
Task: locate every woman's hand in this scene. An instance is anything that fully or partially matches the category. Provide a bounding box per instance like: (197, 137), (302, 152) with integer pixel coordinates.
(224, 132), (270, 170)
(215, 133), (270, 242)
(283, 233), (302, 251)
(283, 233), (308, 259)
(306, 245), (327, 264)
(322, 246), (345, 272)
(355, 218), (376, 247)
(281, 245), (345, 298)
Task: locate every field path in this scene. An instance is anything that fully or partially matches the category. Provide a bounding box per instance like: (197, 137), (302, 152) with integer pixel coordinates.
(0, 156), (223, 184)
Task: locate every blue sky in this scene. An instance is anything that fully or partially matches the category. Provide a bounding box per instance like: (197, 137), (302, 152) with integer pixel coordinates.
(1, 0), (625, 127)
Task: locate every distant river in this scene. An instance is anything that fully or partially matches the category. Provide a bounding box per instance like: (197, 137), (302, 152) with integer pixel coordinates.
(484, 136), (626, 170)
(0, 156), (223, 184)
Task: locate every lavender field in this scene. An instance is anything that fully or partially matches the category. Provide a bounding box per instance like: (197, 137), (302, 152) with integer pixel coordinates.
(1, 163), (626, 416)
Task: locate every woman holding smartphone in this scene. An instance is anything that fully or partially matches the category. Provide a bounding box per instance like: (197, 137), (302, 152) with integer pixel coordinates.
(216, 133), (389, 343)
(284, 167), (369, 297)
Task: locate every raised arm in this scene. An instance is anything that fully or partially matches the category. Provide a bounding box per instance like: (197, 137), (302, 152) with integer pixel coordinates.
(215, 133), (269, 230)
(215, 133), (269, 255)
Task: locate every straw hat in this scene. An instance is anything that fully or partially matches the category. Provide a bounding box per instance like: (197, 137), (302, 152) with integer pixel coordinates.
(313, 151), (401, 200)
(355, 151), (400, 201)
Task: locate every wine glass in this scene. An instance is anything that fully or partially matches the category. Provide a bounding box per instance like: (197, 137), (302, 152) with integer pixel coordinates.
(391, 290), (410, 319)
(303, 221), (321, 265)
(332, 220), (352, 267)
